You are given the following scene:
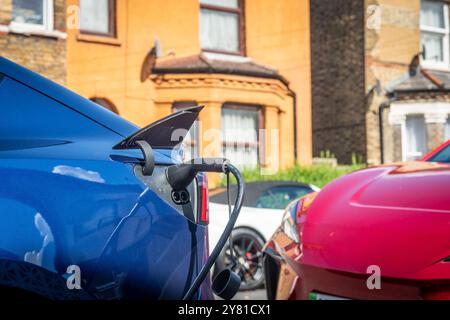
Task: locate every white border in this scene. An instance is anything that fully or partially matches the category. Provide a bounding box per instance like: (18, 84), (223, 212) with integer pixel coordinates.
(389, 102), (450, 160)
(389, 102), (450, 123)
(203, 52), (251, 63)
(0, 0), (65, 39)
(0, 24), (66, 39)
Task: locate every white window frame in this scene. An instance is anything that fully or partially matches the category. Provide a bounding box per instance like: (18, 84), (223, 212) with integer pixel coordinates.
(402, 115), (427, 161)
(390, 102), (450, 161)
(420, 0), (450, 70)
(9, 0), (54, 33)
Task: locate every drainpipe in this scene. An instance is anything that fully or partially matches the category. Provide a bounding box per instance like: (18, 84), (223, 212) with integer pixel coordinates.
(287, 88), (298, 162)
(378, 93), (397, 164)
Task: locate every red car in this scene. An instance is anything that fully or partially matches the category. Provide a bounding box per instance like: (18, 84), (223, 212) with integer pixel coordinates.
(264, 141), (450, 300)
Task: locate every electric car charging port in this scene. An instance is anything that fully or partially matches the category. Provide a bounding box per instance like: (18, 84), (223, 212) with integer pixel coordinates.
(171, 189), (190, 205)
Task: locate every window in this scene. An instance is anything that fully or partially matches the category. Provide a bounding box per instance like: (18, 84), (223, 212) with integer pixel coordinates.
(404, 115), (428, 161)
(11, 0), (53, 31)
(420, 0), (449, 68)
(221, 105), (261, 169)
(173, 102), (200, 161)
(200, 0), (244, 55)
(446, 116), (450, 140)
(256, 187), (314, 210)
(79, 0), (116, 37)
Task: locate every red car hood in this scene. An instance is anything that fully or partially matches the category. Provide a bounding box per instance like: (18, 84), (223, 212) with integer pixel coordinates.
(301, 162), (450, 280)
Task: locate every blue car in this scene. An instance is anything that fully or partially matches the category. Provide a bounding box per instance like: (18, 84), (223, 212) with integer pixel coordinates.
(0, 56), (216, 300)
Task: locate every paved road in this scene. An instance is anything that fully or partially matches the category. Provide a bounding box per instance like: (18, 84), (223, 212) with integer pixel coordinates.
(215, 289), (267, 300)
(233, 289), (267, 300)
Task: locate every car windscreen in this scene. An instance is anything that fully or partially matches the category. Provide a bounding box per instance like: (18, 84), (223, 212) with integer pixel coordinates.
(427, 144), (450, 163)
(255, 186), (314, 209)
(210, 183), (314, 209)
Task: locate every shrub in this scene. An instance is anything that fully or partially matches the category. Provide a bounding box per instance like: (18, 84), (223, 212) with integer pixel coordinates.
(220, 164), (365, 188)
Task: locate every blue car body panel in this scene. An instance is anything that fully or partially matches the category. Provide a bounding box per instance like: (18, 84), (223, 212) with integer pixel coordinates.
(0, 56), (136, 137)
(0, 57), (210, 299)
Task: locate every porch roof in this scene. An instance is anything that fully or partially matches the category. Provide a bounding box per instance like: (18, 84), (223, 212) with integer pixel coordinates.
(151, 54), (289, 86)
(386, 67), (450, 95)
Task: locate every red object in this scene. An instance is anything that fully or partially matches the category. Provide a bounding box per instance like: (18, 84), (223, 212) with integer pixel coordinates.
(265, 142), (450, 300)
(295, 192), (318, 225)
(199, 174), (209, 225)
(421, 139), (450, 161)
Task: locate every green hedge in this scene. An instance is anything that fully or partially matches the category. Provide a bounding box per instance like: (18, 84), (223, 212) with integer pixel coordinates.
(220, 164), (365, 188)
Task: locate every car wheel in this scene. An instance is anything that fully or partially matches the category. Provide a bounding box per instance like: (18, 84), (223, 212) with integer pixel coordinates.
(214, 228), (265, 291)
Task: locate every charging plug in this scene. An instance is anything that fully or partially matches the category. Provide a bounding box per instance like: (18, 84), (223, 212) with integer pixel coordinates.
(166, 158), (229, 191)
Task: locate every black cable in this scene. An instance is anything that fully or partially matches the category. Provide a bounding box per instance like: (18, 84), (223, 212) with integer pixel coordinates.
(227, 171), (236, 269)
(183, 163), (245, 300)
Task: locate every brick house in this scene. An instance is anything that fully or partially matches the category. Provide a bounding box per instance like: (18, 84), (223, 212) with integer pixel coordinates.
(0, 0), (67, 84)
(0, 0), (314, 186)
(64, 0), (313, 184)
(311, 0), (450, 165)
(0, 0), (312, 184)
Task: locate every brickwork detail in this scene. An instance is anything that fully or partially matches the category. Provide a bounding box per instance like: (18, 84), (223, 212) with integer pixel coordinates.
(310, 0), (366, 164)
(0, 0), (67, 84)
(426, 123), (445, 152)
(392, 124), (402, 162)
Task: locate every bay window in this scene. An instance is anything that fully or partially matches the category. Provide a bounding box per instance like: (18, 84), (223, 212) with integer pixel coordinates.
(200, 0), (244, 55)
(11, 0), (53, 31)
(221, 105), (261, 169)
(420, 0), (449, 68)
(79, 0), (116, 37)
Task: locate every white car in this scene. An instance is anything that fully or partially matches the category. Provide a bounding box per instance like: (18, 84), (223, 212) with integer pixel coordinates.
(208, 181), (320, 290)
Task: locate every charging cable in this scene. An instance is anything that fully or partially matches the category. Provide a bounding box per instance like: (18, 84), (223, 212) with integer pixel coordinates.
(167, 159), (244, 300)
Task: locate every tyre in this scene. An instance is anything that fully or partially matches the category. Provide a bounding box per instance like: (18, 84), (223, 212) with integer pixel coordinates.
(214, 228), (265, 291)
(263, 253), (280, 300)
